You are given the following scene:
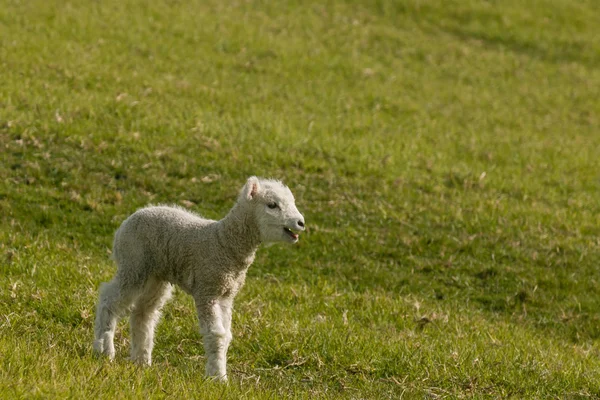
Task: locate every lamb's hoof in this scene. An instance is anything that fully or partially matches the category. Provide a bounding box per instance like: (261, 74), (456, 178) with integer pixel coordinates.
(205, 368), (228, 383)
(93, 340), (115, 360)
(130, 355), (152, 366)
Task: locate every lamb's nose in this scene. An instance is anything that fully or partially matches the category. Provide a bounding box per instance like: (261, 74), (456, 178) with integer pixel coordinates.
(298, 220), (305, 229)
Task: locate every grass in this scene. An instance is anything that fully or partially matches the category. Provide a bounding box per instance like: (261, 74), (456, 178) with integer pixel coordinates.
(1, 0), (600, 397)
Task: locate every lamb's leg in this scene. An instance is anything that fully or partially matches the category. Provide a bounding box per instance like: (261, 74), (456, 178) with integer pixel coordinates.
(93, 278), (136, 359)
(196, 298), (230, 381)
(219, 298), (234, 352)
(130, 279), (173, 366)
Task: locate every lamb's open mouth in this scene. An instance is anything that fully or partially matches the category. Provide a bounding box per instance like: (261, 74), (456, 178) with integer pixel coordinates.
(283, 227), (299, 240)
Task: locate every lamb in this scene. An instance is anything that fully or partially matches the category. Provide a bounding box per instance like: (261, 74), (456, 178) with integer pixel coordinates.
(93, 176), (305, 381)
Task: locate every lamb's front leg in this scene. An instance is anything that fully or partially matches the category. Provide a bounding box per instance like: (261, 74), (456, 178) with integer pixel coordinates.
(219, 298), (234, 352)
(195, 298), (231, 381)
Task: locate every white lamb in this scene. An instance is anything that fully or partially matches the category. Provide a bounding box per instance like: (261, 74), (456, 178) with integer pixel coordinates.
(93, 176), (305, 381)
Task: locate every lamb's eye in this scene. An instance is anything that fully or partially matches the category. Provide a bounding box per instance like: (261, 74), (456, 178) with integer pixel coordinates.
(267, 202), (278, 209)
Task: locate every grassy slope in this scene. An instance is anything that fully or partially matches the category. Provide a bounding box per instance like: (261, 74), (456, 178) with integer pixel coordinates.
(1, 0), (600, 398)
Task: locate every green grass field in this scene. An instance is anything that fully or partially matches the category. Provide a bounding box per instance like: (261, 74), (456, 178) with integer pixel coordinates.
(2, 0), (600, 398)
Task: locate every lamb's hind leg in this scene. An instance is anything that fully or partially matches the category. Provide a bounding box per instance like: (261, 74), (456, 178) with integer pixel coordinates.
(196, 298), (230, 381)
(93, 278), (137, 359)
(130, 279), (173, 366)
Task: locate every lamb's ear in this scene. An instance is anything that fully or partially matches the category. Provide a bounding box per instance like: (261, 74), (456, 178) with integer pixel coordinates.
(242, 176), (261, 200)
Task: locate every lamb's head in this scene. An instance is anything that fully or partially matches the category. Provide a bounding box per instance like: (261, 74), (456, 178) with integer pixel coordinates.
(239, 176), (305, 243)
